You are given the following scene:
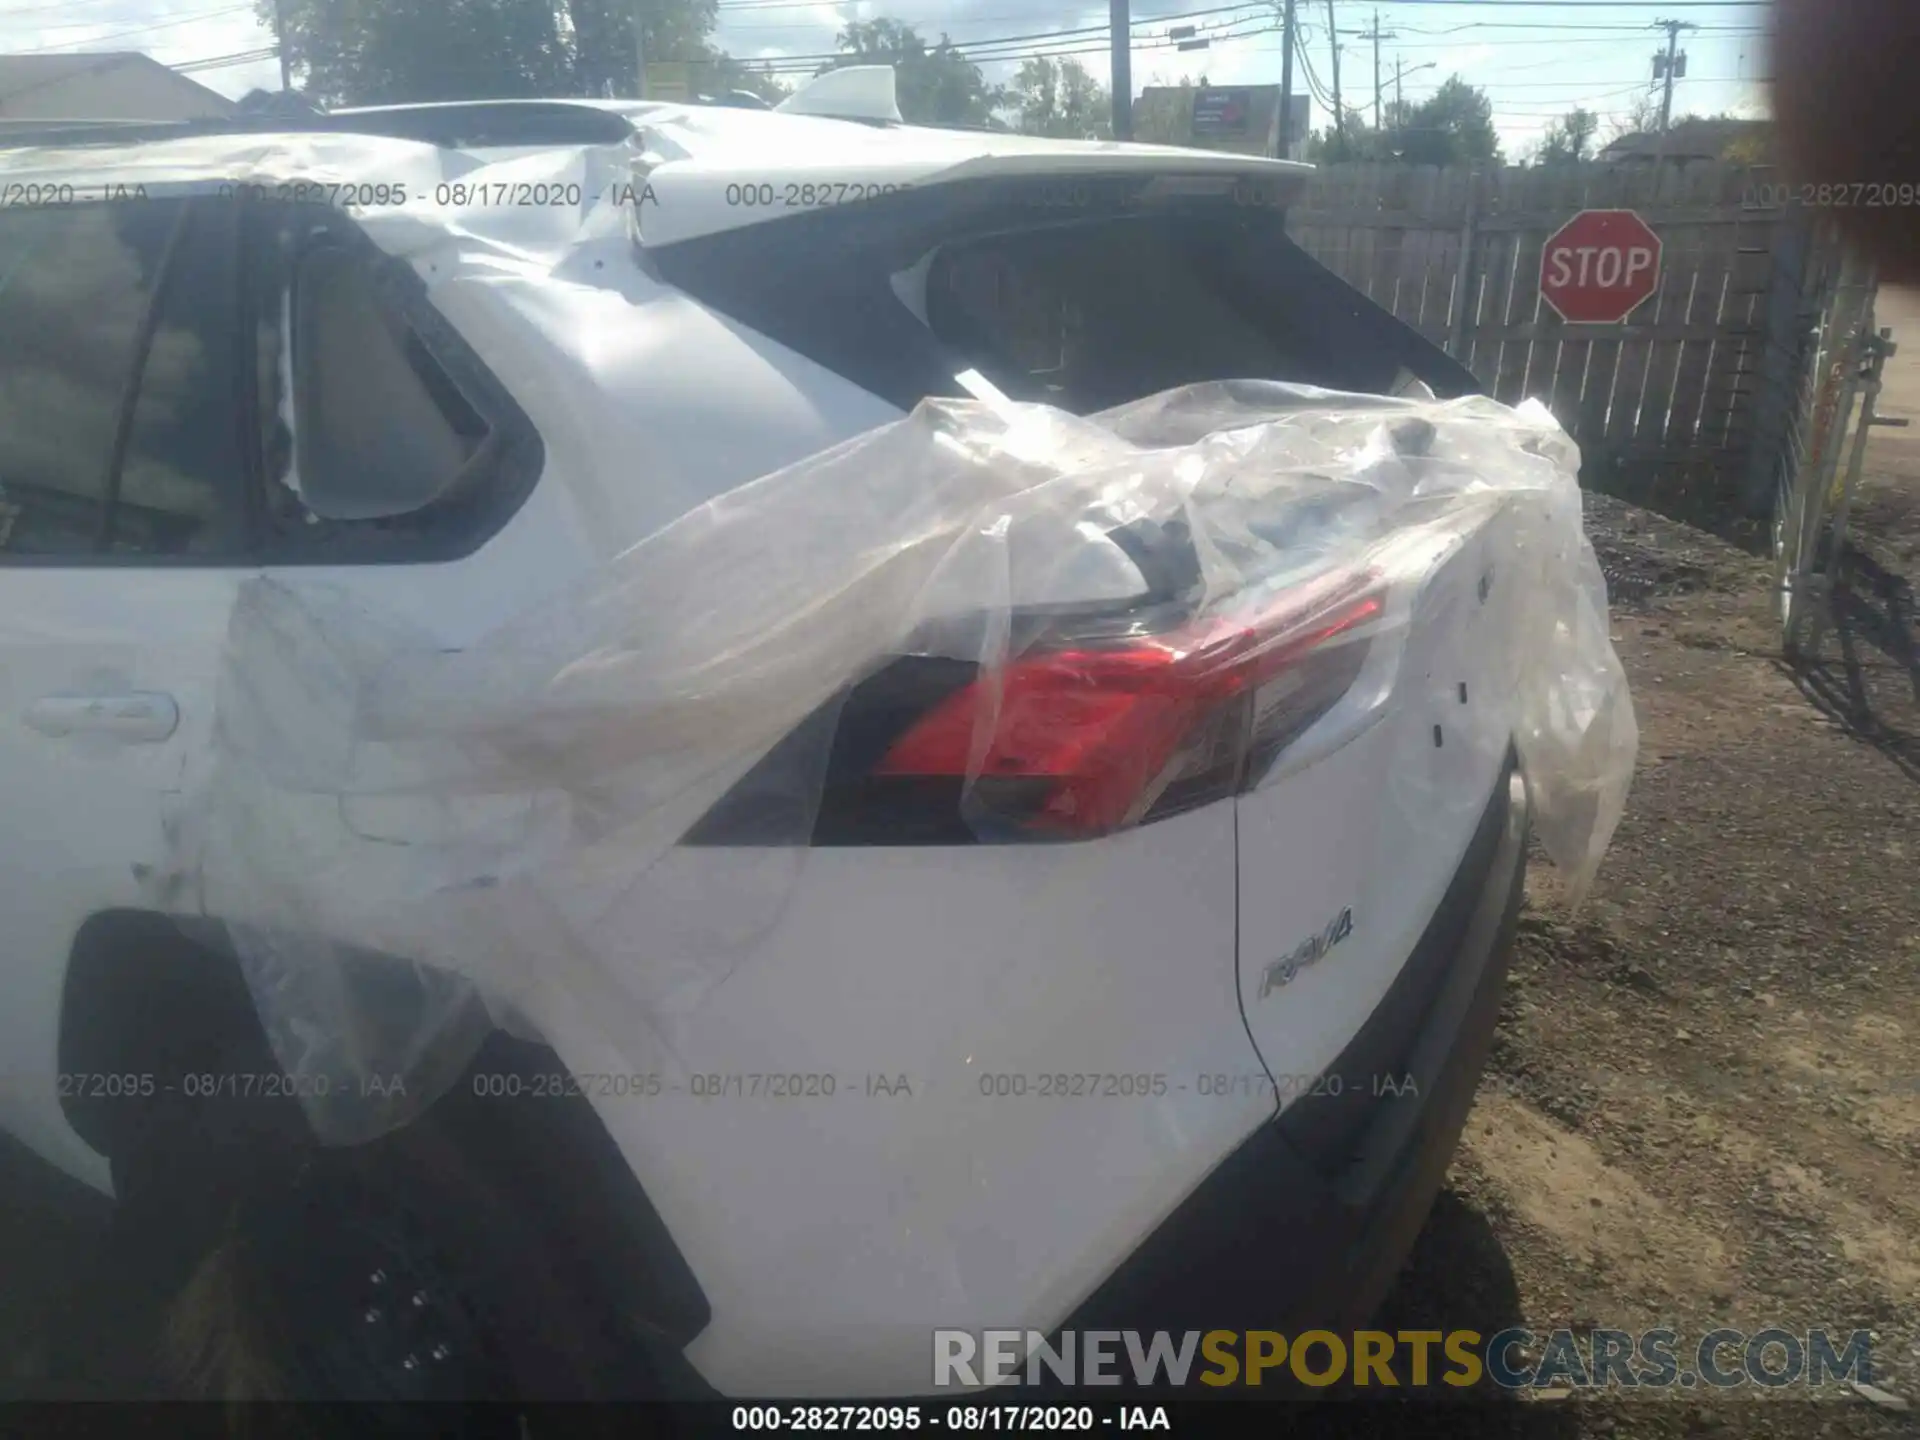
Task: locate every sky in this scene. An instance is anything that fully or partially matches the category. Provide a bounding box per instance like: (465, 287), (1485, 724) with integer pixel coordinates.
(0, 0), (1774, 156)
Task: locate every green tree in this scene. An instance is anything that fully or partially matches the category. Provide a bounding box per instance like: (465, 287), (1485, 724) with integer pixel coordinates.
(1682, 110), (1773, 162)
(1397, 75), (1501, 166)
(824, 19), (1000, 127)
(1006, 56), (1109, 139)
(266, 0), (746, 107)
(1305, 103), (1406, 162)
(1534, 106), (1599, 165)
(697, 55), (789, 104)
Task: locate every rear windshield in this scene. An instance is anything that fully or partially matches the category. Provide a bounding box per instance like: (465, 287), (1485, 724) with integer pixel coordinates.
(924, 217), (1423, 413)
(649, 178), (1479, 414)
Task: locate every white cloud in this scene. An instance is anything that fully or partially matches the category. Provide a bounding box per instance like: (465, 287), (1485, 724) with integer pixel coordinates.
(0, 0), (282, 99)
(6, 0), (1750, 133)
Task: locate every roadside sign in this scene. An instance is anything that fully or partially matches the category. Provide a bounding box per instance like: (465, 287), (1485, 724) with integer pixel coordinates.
(1191, 88), (1253, 137)
(645, 62), (693, 102)
(1539, 209), (1662, 324)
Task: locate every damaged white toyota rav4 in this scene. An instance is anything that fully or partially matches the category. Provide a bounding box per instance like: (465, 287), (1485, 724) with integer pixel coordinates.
(0, 72), (1633, 1410)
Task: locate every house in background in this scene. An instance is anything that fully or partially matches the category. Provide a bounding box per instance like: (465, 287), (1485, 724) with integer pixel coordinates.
(1597, 116), (1772, 165)
(0, 53), (236, 122)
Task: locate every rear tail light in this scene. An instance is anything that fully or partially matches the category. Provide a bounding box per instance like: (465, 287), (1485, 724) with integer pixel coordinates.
(683, 570), (1382, 848)
(873, 570), (1382, 839)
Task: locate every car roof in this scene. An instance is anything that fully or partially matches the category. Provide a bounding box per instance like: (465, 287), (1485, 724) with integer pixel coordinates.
(0, 96), (1314, 250)
(0, 93), (1312, 176)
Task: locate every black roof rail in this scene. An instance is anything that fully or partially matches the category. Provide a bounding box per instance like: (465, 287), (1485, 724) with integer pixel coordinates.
(0, 100), (638, 152)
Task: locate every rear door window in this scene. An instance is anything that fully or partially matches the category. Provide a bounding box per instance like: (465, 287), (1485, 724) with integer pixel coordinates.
(0, 199), (246, 559)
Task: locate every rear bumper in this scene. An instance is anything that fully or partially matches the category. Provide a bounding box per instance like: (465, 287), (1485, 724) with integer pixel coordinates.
(668, 761), (1527, 1402)
(1051, 757), (1529, 1375)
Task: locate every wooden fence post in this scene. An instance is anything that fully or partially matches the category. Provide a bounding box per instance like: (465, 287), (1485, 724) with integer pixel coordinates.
(1447, 168), (1481, 360)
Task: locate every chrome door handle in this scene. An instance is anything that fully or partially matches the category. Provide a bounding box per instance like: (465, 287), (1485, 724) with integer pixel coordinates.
(24, 692), (180, 743)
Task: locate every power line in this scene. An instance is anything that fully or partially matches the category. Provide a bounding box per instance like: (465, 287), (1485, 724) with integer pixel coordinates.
(706, 5), (1775, 88)
(0, 0), (149, 19)
(719, 0), (1268, 64)
(1381, 27), (1765, 45)
(738, 10), (1276, 68)
(175, 45), (280, 72)
(12, 5), (249, 31)
(1323, 0), (1341, 137)
(938, 5), (1271, 55)
(1485, 83), (1675, 110)
(1389, 18), (1756, 33)
(1353, 7), (1395, 130)
(719, 6), (1254, 27)
(752, 22), (1755, 89)
(752, 21), (1282, 73)
(13, 5), (259, 53)
(752, 21), (1280, 72)
(1652, 15), (1697, 131)
(1459, 74), (1750, 87)
(1351, 0), (1763, 6)
(1292, 22), (1337, 107)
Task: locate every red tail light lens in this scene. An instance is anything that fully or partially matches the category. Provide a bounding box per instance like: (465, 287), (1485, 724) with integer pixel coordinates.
(874, 572), (1383, 838)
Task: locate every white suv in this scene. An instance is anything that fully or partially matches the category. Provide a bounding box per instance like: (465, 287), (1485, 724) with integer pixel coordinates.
(0, 86), (1534, 1406)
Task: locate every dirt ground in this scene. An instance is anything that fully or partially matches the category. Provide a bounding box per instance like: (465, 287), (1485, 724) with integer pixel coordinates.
(3, 301), (1917, 1434)
(1377, 288), (1920, 1436)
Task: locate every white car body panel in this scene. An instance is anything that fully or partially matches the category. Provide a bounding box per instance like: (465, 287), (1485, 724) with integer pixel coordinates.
(516, 810), (1266, 1396)
(0, 107), (1512, 1400)
(0, 128), (910, 1180)
(1236, 521), (1515, 1091)
(0, 568), (238, 1191)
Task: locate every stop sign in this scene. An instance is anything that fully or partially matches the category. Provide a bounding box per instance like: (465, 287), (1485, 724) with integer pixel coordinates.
(1539, 209), (1662, 324)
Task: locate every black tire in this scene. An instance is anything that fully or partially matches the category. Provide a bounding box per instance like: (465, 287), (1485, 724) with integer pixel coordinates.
(157, 1114), (673, 1437)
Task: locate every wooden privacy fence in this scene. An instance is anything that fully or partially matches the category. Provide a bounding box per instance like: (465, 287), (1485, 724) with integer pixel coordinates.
(1285, 160), (1849, 517)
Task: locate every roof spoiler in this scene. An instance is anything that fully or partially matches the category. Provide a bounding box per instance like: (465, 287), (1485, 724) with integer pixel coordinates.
(774, 66), (903, 125)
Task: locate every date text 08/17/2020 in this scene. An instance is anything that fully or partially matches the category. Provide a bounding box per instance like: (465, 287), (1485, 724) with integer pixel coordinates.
(19, 1068), (1421, 1106)
(729, 1405), (1171, 1433)
(459, 1070), (1420, 1102)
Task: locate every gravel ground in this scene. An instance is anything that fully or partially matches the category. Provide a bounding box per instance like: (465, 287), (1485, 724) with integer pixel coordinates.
(1371, 291), (1920, 1438)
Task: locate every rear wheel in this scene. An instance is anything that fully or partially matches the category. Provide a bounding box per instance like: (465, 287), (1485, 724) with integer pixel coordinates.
(66, 922), (687, 1427)
(156, 1110), (666, 1435)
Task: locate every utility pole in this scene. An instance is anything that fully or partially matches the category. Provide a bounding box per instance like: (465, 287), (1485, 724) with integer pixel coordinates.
(1277, 0), (1296, 159)
(1652, 17), (1695, 132)
(1393, 57), (1433, 116)
(1326, 0), (1343, 144)
(1355, 9), (1396, 132)
(1111, 0), (1133, 140)
(271, 0), (290, 90)
(633, 0), (648, 98)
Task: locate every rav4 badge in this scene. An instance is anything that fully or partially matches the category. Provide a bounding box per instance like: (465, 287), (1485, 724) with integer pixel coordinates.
(1258, 907), (1354, 999)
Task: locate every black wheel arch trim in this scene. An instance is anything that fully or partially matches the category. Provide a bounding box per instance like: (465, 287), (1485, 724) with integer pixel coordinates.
(56, 912), (712, 1353)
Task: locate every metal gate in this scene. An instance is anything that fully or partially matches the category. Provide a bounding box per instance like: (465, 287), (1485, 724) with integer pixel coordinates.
(1769, 238), (1903, 659)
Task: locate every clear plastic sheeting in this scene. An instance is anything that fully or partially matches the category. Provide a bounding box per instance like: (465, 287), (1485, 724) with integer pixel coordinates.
(155, 381), (1636, 1142)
